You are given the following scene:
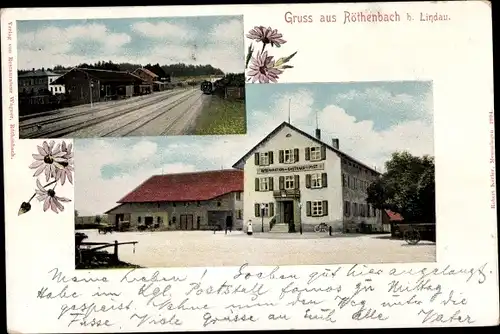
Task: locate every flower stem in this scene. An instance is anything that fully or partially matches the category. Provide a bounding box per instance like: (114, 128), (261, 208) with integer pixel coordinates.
(261, 43), (266, 53)
(27, 180), (57, 203)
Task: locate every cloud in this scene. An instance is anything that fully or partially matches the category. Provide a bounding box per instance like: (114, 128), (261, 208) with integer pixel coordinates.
(131, 21), (196, 41)
(75, 139), (196, 215)
(17, 19), (245, 73)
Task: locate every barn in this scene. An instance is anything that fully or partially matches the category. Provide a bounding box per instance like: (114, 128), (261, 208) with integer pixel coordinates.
(105, 170), (244, 232)
(50, 67), (146, 106)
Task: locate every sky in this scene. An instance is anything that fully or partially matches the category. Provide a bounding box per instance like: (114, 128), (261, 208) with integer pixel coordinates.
(75, 81), (434, 216)
(16, 16), (244, 73)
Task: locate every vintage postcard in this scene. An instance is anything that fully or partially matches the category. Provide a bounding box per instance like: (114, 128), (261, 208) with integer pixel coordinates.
(2, 2), (498, 333)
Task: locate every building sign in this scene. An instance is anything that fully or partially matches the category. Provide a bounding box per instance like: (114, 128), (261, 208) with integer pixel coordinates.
(257, 163), (325, 174)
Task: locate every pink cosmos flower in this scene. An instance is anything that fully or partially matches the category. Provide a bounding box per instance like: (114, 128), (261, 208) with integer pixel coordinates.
(35, 179), (71, 213)
(246, 26), (287, 47)
(55, 141), (74, 185)
(29, 140), (67, 182)
(247, 51), (283, 83)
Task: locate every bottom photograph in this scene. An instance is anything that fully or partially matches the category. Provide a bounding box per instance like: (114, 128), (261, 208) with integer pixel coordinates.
(74, 81), (437, 269)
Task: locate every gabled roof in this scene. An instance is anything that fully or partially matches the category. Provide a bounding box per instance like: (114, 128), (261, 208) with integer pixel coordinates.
(116, 169), (243, 203)
(133, 67), (159, 78)
(50, 67), (145, 85)
(19, 70), (60, 78)
(232, 121), (380, 174)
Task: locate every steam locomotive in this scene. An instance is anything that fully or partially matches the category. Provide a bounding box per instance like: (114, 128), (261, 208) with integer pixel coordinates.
(200, 80), (213, 95)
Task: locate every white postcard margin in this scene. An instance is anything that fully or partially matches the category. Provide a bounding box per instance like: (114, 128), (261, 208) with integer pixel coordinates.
(2, 1), (498, 332)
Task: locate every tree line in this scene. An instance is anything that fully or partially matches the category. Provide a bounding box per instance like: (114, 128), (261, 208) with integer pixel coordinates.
(19, 60), (225, 78)
(367, 151), (435, 223)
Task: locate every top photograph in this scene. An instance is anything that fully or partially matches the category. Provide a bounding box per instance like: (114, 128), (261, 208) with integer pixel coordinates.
(16, 15), (246, 139)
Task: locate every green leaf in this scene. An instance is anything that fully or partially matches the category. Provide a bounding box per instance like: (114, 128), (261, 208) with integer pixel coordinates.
(274, 51), (298, 68)
(284, 51), (298, 63)
(281, 65), (294, 69)
(245, 44), (254, 69)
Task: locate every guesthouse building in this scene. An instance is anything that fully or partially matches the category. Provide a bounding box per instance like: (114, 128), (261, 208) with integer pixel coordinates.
(232, 122), (383, 233)
(105, 169), (244, 231)
(18, 69), (66, 95)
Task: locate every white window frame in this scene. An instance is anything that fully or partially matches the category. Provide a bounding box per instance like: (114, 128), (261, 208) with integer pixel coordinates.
(259, 203), (270, 217)
(310, 146), (322, 161)
(283, 149), (294, 164)
(259, 177), (269, 191)
(311, 173), (322, 188)
(284, 175), (295, 190)
(260, 152), (269, 166)
(311, 201), (323, 217)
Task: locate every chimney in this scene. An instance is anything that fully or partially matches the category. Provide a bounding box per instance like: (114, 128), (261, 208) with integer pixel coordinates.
(315, 128), (321, 140)
(332, 138), (339, 149)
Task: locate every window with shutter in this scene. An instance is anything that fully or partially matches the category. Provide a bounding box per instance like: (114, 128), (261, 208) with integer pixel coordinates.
(279, 150), (284, 163)
(306, 201), (312, 216)
(279, 176), (285, 190)
(320, 145), (327, 160)
(269, 151), (274, 164)
(284, 175), (295, 190)
(322, 200), (328, 216)
(309, 146), (322, 161)
(254, 203), (260, 217)
(259, 177), (270, 191)
(255, 178), (260, 191)
(322, 173), (328, 188)
(283, 149), (293, 163)
(305, 174), (311, 188)
(269, 203), (275, 217)
(294, 148), (299, 162)
(342, 173), (347, 187)
(268, 177), (274, 191)
(311, 173), (322, 188)
(294, 175), (299, 189)
(311, 200), (324, 216)
(305, 147), (310, 161)
(260, 152), (270, 166)
(254, 153), (260, 166)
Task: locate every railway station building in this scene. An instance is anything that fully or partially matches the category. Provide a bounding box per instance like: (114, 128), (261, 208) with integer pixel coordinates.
(50, 67), (147, 106)
(105, 170), (244, 231)
(232, 122), (384, 233)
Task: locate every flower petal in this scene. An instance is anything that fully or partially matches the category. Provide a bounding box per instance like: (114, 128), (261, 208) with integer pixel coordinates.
(53, 198), (65, 212)
(67, 172), (73, 185)
(56, 196), (72, 202)
(61, 141), (67, 152)
(36, 178), (46, 192)
(43, 141), (50, 154)
(37, 145), (47, 156)
(50, 199), (59, 213)
(45, 165), (51, 182)
(43, 197), (51, 211)
(29, 160), (44, 169)
(34, 164), (46, 177)
(32, 154), (45, 160)
(49, 140), (55, 150)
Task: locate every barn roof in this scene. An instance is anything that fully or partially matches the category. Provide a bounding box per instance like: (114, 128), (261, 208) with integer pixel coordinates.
(50, 68), (145, 85)
(116, 169), (243, 203)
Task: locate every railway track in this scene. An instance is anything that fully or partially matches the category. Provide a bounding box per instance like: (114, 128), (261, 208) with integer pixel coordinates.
(101, 90), (200, 137)
(19, 90), (181, 134)
(159, 93), (204, 135)
(20, 90), (189, 139)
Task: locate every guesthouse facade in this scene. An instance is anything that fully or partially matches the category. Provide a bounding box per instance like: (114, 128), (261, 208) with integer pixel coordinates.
(233, 122), (383, 233)
(105, 170), (244, 231)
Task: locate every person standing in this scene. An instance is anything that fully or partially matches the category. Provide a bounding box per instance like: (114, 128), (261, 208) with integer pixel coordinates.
(225, 214), (233, 234)
(246, 220), (253, 236)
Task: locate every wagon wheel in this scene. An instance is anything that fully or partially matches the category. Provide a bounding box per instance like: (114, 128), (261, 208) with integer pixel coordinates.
(404, 230), (421, 245)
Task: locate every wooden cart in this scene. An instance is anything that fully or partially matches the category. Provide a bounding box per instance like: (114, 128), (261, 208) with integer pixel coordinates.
(403, 223), (436, 245)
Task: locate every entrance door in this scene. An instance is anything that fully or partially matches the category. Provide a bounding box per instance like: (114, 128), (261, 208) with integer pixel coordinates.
(283, 201), (294, 228)
(186, 215), (194, 230)
(180, 214), (194, 230)
(115, 214), (124, 229)
(145, 216), (153, 228)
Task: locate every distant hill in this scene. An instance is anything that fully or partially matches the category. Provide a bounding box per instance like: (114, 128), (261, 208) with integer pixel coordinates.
(18, 60), (225, 78)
